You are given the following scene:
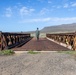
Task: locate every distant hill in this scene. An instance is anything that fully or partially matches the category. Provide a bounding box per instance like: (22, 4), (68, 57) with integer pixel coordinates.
(41, 23), (76, 33)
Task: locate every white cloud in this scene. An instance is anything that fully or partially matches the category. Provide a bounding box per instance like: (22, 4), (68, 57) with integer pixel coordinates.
(71, 3), (76, 7)
(37, 0), (45, 3)
(28, 0), (31, 3)
(68, 8), (74, 11)
(52, 17), (76, 22)
(48, 0), (52, 3)
(19, 17), (76, 24)
(52, 5), (55, 7)
(16, 2), (23, 7)
(20, 18), (51, 23)
(40, 8), (49, 15)
(20, 6), (35, 16)
(57, 6), (61, 9)
(5, 7), (12, 17)
(63, 3), (69, 8)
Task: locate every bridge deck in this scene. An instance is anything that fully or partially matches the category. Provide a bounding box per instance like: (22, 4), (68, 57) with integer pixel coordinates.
(13, 38), (70, 51)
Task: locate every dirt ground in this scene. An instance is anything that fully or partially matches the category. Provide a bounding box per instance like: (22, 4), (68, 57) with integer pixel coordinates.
(0, 52), (76, 75)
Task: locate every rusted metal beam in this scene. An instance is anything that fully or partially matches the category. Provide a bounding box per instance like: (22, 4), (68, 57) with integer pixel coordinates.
(46, 32), (76, 50)
(0, 31), (31, 50)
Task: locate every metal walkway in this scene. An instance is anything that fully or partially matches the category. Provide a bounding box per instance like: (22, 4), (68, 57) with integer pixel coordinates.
(13, 38), (70, 51)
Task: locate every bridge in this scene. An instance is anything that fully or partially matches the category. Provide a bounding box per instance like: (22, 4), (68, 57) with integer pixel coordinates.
(0, 31), (76, 51)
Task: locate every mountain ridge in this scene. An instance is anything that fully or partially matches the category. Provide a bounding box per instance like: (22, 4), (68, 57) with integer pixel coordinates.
(41, 23), (76, 33)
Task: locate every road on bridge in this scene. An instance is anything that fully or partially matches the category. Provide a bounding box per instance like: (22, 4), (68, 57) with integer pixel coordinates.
(13, 38), (70, 51)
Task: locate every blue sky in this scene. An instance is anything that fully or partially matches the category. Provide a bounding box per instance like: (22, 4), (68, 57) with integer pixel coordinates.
(0, 0), (76, 32)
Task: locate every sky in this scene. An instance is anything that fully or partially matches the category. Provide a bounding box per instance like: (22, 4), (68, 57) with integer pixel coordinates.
(0, 0), (76, 32)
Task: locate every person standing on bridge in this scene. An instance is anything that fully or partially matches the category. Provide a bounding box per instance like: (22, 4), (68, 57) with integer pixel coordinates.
(36, 28), (40, 40)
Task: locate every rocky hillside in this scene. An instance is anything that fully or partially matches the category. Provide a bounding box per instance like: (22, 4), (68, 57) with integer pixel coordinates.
(41, 23), (76, 33)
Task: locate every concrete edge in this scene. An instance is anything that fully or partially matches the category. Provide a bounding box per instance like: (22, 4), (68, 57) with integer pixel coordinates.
(14, 51), (57, 54)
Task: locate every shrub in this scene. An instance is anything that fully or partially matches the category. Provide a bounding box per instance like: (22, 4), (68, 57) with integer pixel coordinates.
(58, 51), (76, 56)
(27, 50), (40, 54)
(0, 50), (15, 55)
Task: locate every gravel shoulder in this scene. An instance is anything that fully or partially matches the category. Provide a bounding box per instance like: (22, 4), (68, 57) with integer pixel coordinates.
(0, 52), (76, 75)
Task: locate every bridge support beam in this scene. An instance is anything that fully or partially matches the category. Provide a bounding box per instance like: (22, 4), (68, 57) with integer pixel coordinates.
(46, 32), (76, 50)
(0, 31), (31, 50)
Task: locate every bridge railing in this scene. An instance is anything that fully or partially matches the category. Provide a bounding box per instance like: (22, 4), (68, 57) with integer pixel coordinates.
(0, 31), (31, 50)
(46, 32), (76, 50)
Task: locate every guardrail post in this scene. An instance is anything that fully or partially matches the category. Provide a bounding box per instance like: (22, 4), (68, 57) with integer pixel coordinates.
(0, 31), (7, 50)
(73, 35), (76, 50)
(0, 31), (2, 50)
